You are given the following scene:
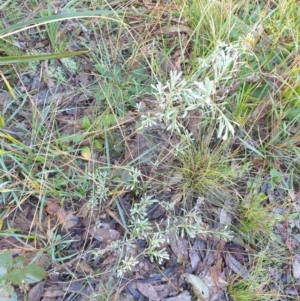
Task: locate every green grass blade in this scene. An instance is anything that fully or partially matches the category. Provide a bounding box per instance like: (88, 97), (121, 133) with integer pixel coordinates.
(238, 137), (266, 158)
(0, 10), (120, 39)
(0, 50), (88, 65)
(0, 0), (13, 10)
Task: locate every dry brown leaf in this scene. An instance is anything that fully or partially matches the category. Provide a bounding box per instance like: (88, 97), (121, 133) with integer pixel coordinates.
(168, 232), (189, 262)
(61, 281), (85, 292)
(76, 203), (90, 218)
(189, 244), (201, 272)
(219, 198), (235, 228)
(10, 205), (32, 231)
(224, 253), (250, 278)
(101, 254), (118, 266)
(75, 262), (94, 275)
(56, 118), (83, 136)
(0, 92), (11, 109)
(162, 291), (192, 301)
(136, 282), (159, 301)
(45, 201), (79, 230)
(88, 227), (120, 243)
(64, 215), (80, 229)
(45, 201), (63, 215)
(168, 172), (183, 186)
(211, 240), (225, 289)
(225, 242), (249, 264)
(28, 281), (45, 301)
(171, 192), (183, 204)
(42, 285), (65, 297)
(44, 76), (56, 89)
(292, 255), (300, 279)
(202, 274), (228, 299)
(41, 297), (57, 301)
(185, 110), (202, 140)
(250, 157), (267, 171)
(186, 274), (210, 300)
(76, 73), (90, 86)
(105, 208), (127, 229)
(154, 284), (171, 300)
(24, 253), (52, 270)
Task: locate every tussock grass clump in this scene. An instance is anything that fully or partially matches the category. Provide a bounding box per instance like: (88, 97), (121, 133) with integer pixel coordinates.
(179, 142), (239, 202)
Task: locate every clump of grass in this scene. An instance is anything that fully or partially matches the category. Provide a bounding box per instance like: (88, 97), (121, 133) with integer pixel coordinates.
(229, 275), (275, 301)
(178, 142), (239, 202)
(228, 242), (289, 301)
(238, 191), (281, 242)
(181, 0), (235, 57)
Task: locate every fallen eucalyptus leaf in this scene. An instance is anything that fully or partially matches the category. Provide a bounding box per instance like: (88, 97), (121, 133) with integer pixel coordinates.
(292, 255), (300, 279)
(162, 290), (192, 301)
(136, 282), (159, 301)
(224, 253), (250, 278)
(186, 274), (209, 300)
(28, 281), (45, 301)
(88, 228), (120, 243)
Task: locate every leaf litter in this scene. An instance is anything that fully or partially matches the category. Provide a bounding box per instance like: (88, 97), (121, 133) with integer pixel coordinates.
(1, 0), (300, 300)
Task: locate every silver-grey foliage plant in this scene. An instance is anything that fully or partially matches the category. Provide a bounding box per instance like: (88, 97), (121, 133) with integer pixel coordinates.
(139, 41), (242, 140)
